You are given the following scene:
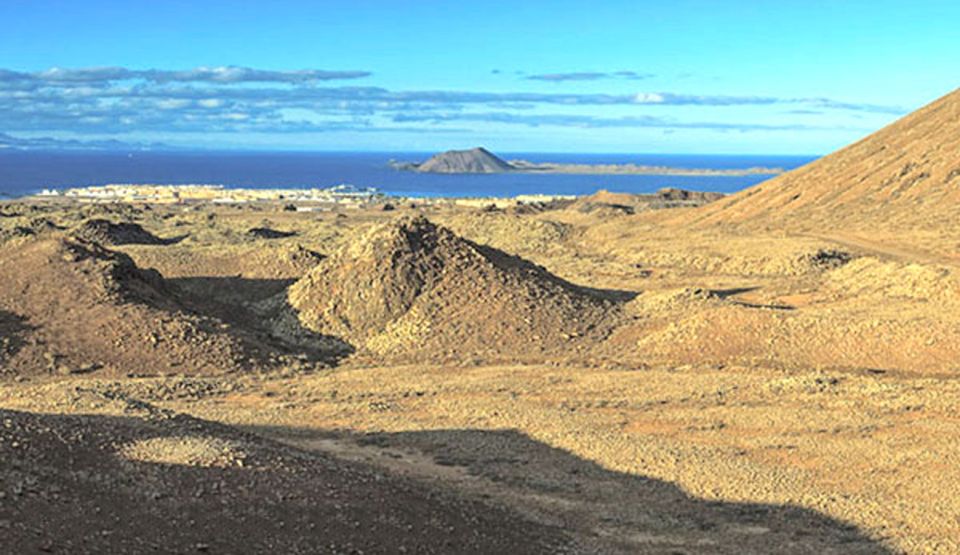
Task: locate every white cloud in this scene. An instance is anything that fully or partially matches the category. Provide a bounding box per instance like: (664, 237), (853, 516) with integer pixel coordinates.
(634, 93), (666, 104)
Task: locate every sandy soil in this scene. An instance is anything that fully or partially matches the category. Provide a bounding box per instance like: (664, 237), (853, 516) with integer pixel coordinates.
(1, 193), (958, 552)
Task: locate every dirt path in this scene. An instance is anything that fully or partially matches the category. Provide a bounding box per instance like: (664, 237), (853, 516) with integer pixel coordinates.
(263, 427), (886, 555)
(809, 231), (960, 267)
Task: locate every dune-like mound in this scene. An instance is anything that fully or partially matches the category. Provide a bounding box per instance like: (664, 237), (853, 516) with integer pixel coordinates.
(72, 219), (167, 245)
(0, 237), (257, 376)
(276, 216), (618, 360)
(415, 147), (515, 173)
(690, 88), (960, 230)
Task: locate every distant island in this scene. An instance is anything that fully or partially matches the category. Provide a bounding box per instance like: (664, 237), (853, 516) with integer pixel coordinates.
(390, 147), (786, 176)
(0, 132), (171, 151)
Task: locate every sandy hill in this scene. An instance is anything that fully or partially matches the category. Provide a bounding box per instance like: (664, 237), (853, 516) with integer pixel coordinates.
(688, 88), (960, 230)
(272, 216), (618, 361)
(416, 147), (515, 173)
(0, 236), (258, 377)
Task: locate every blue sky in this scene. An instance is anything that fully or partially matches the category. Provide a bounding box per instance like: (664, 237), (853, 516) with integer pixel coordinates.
(1, 0), (957, 153)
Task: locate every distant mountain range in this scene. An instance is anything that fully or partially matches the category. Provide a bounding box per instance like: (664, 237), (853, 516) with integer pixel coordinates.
(0, 132), (170, 152)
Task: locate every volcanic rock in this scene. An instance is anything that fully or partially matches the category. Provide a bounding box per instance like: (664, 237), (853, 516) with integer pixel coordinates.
(277, 216), (618, 360)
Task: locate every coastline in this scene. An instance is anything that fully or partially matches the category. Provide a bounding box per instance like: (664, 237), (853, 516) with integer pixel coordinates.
(0, 151), (805, 200)
(22, 183), (580, 208)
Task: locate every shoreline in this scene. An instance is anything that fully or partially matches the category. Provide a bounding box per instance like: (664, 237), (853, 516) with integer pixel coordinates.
(19, 183), (583, 208)
(10, 183), (729, 211)
(9, 184), (729, 213)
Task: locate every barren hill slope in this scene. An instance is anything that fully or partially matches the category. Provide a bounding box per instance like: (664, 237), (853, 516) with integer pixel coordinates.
(0, 236), (259, 377)
(272, 216), (619, 361)
(688, 88), (960, 230)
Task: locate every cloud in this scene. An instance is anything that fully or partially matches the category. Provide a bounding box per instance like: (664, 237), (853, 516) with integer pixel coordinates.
(0, 65), (905, 140)
(392, 111), (838, 132)
(803, 98), (906, 115)
(35, 67), (136, 83)
(526, 71), (653, 82)
(0, 65), (372, 89)
(142, 66), (372, 83)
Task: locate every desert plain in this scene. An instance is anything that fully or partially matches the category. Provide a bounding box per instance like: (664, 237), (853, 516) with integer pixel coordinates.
(3, 89), (960, 554)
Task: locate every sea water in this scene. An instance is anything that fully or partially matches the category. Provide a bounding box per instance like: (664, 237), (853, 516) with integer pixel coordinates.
(0, 151), (815, 199)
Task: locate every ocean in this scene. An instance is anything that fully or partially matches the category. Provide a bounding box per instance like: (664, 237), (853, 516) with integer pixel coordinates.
(0, 151), (815, 199)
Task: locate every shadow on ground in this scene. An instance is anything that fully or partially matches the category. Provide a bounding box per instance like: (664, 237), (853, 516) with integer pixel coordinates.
(253, 425), (892, 554)
(0, 310), (33, 364)
(170, 276), (296, 308)
(710, 286), (796, 311)
(0, 407), (564, 554)
(169, 276), (355, 366)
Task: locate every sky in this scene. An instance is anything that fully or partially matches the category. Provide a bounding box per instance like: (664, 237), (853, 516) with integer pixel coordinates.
(0, 0), (958, 154)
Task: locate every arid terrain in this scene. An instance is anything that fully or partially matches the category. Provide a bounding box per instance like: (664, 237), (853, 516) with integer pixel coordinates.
(3, 89), (960, 554)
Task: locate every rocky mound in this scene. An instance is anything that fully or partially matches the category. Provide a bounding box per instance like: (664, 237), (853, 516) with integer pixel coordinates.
(0, 217), (63, 244)
(415, 147), (516, 173)
(568, 189), (726, 216)
(0, 237), (258, 377)
(273, 216), (618, 360)
(689, 88), (960, 230)
(655, 188), (725, 203)
(568, 190), (640, 215)
(73, 219), (167, 245)
(247, 227), (297, 239)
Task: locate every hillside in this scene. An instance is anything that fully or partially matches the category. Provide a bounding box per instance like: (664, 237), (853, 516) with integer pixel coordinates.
(269, 216), (619, 361)
(0, 236), (260, 376)
(688, 88), (960, 231)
